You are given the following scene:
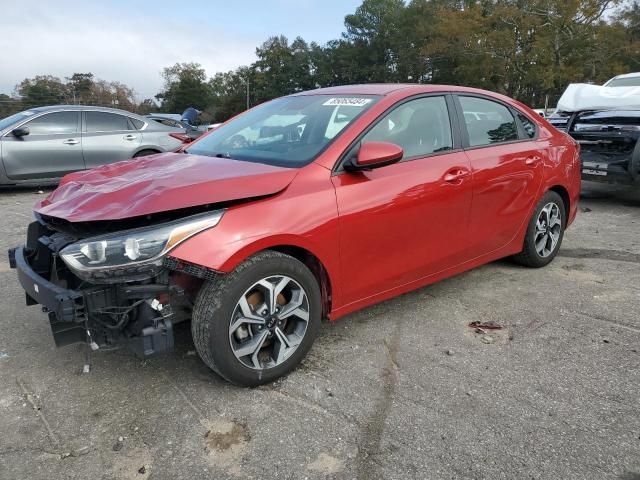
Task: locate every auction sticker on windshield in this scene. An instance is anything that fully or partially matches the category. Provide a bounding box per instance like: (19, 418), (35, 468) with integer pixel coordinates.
(323, 98), (372, 107)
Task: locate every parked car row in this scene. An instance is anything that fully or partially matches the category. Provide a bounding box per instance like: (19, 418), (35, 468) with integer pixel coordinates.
(0, 106), (193, 186)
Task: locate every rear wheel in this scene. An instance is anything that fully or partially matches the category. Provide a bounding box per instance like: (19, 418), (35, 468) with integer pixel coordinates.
(512, 190), (565, 268)
(191, 251), (321, 386)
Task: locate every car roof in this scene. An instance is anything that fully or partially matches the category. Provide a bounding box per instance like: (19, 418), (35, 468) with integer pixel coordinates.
(292, 83), (515, 100)
(26, 105), (142, 116)
(147, 113), (183, 120)
(609, 72), (640, 80)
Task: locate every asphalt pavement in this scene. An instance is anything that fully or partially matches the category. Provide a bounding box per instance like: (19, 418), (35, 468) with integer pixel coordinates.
(0, 182), (638, 480)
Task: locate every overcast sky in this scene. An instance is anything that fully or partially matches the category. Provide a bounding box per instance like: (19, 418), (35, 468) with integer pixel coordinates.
(0, 0), (361, 100)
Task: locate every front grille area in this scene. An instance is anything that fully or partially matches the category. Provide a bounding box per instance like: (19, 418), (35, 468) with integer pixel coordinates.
(163, 256), (218, 281)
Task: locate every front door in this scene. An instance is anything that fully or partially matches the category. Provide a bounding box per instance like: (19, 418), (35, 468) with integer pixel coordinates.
(331, 95), (473, 306)
(1, 111), (84, 180)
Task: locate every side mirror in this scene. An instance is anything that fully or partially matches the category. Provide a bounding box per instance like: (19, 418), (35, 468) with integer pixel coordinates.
(346, 141), (403, 172)
(12, 126), (30, 138)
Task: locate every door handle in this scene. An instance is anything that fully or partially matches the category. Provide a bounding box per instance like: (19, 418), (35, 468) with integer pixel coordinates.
(525, 155), (541, 165)
(62, 139), (79, 145)
(124, 134), (137, 141)
(444, 169), (470, 183)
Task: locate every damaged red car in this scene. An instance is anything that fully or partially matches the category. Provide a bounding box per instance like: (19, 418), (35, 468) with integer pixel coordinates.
(9, 85), (581, 386)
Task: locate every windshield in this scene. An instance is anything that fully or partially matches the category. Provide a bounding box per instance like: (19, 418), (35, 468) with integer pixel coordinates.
(0, 111), (35, 132)
(185, 95), (380, 167)
(605, 76), (640, 87)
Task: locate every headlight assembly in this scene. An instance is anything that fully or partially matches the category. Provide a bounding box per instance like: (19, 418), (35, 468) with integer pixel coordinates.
(60, 210), (224, 283)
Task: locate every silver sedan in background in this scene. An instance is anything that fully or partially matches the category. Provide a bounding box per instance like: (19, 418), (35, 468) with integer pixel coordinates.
(0, 105), (186, 186)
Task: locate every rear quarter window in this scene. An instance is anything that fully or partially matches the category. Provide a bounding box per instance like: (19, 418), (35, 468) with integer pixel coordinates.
(517, 113), (537, 139)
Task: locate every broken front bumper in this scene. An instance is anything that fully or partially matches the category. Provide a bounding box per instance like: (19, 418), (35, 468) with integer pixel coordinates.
(9, 244), (175, 356)
(10, 246), (87, 346)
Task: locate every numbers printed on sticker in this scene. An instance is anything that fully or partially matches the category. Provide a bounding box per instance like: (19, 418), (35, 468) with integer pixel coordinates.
(323, 98), (372, 107)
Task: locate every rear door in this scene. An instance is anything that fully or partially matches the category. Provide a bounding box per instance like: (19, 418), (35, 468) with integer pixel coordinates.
(0, 111), (84, 180)
(455, 95), (544, 257)
(81, 111), (142, 168)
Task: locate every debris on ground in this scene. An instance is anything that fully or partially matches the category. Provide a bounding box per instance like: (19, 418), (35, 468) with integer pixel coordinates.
(481, 335), (495, 344)
(0, 351), (9, 359)
(445, 349), (454, 356)
(581, 207), (593, 213)
(71, 446), (90, 457)
(113, 440), (123, 452)
(468, 320), (503, 334)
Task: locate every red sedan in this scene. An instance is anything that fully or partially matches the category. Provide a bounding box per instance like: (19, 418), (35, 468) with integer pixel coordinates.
(10, 84), (580, 386)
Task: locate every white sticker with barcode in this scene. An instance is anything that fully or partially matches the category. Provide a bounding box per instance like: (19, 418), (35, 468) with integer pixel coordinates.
(323, 98), (372, 107)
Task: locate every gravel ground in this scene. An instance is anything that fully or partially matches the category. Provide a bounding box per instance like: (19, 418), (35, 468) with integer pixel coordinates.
(0, 182), (638, 480)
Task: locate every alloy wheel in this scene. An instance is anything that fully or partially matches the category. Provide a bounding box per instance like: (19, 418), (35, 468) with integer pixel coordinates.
(534, 202), (562, 258)
(228, 275), (310, 370)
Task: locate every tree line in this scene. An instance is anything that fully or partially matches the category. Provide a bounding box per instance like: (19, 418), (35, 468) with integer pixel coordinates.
(2, 0), (639, 122)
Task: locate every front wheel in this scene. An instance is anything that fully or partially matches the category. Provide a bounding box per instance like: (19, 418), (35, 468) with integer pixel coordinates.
(512, 190), (566, 268)
(191, 251), (321, 386)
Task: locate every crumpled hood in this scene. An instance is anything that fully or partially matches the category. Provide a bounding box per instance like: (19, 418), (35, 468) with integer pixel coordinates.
(35, 153), (298, 222)
(557, 83), (640, 112)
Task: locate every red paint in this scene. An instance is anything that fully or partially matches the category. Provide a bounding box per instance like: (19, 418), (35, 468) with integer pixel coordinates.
(37, 84), (580, 320)
(35, 153), (298, 221)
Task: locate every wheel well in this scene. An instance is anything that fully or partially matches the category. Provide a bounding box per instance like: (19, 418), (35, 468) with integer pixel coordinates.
(133, 148), (161, 157)
(266, 245), (332, 318)
(549, 185), (570, 218)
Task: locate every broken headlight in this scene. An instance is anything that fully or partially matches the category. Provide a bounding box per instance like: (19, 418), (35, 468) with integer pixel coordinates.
(60, 210), (224, 282)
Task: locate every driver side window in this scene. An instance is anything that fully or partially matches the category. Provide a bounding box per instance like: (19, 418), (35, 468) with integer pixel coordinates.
(363, 96), (453, 159)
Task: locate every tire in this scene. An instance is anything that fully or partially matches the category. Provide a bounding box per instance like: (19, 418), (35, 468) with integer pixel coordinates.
(133, 149), (160, 158)
(512, 190), (566, 268)
(191, 251), (321, 386)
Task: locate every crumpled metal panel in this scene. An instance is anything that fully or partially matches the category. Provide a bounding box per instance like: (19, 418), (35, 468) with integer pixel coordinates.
(34, 153), (298, 222)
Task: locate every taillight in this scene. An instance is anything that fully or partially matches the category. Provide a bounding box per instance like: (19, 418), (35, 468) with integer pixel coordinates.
(169, 132), (192, 144)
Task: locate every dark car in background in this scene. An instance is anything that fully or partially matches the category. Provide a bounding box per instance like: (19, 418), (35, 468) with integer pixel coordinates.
(548, 73), (640, 186)
(0, 106), (186, 186)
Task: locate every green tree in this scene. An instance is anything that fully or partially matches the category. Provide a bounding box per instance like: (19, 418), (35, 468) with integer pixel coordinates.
(66, 73), (94, 103)
(14, 75), (69, 107)
(156, 62), (213, 112)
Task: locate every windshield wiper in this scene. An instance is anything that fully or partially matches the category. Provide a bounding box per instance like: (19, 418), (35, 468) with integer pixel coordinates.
(184, 150), (232, 158)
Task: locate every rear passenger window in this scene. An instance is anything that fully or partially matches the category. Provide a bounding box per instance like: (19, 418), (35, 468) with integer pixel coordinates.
(85, 112), (131, 132)
(363, 96), (453, 158)
(459, 96), (518, 147)
(517, 113), (536, 139)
